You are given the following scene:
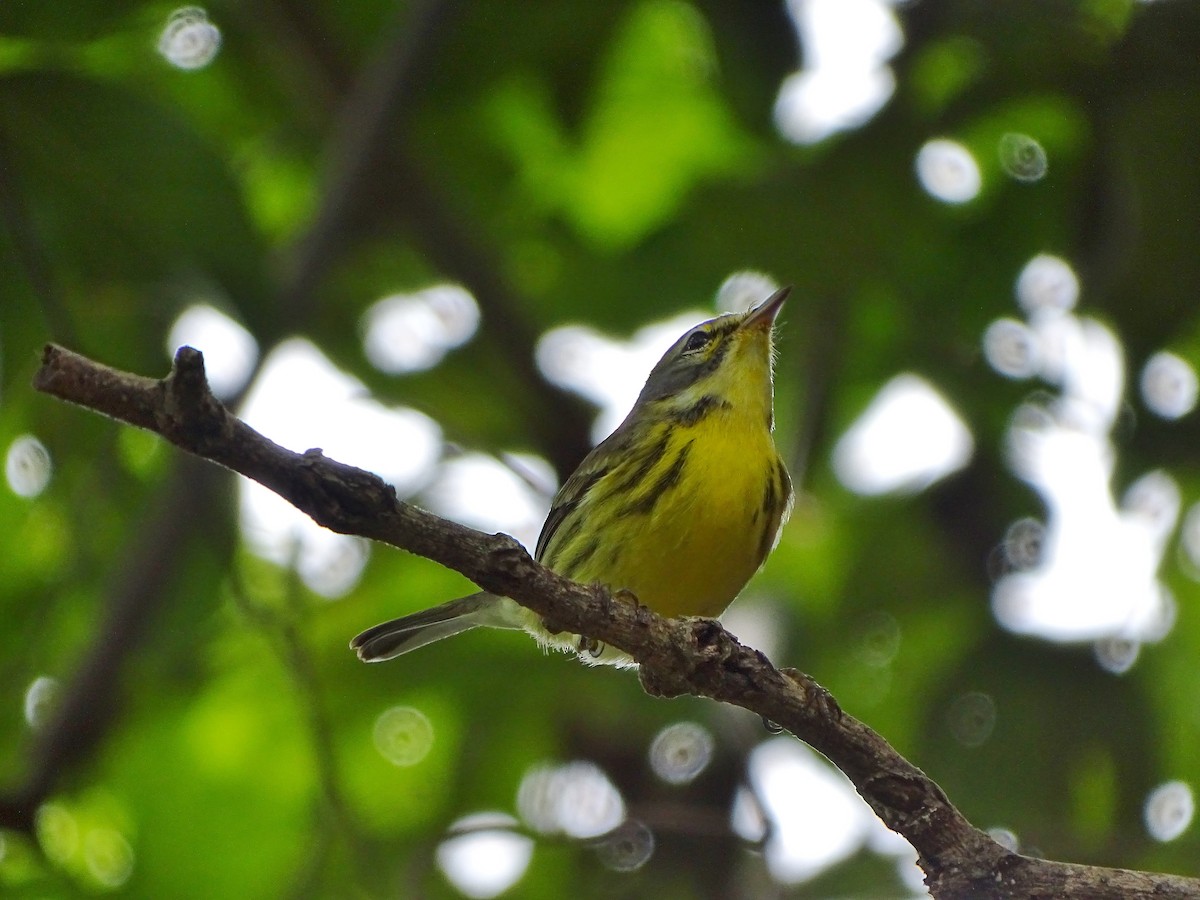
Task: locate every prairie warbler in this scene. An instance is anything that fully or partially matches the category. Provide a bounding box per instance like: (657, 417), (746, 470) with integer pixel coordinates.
(352, 286), (793, 666)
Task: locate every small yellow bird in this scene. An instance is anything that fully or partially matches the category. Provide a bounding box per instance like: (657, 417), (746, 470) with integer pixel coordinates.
(352, 286), (793, 666)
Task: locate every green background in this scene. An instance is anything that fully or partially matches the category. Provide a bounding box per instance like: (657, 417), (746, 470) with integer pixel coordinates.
(2, 1), (1199, 896)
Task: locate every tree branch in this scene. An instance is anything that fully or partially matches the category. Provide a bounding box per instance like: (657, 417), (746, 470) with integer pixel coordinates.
(30, 344), (1200, 900)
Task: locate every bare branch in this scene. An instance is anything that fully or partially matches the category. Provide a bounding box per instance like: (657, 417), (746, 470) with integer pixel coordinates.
(28, 343), (1200, 900)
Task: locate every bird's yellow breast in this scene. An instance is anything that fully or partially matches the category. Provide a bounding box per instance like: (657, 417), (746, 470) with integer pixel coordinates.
(569, 408), (785, 618)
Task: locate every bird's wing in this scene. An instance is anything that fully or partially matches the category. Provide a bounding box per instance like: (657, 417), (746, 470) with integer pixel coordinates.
(533, 425), (636, 563)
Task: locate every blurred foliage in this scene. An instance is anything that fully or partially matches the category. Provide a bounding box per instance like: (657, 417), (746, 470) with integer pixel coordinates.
(2, 0), (1200, 897)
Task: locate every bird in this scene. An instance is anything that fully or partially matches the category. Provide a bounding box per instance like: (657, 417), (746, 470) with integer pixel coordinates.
(351, 285), (793, 667)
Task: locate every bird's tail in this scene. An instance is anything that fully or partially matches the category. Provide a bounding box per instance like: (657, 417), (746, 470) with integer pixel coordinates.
(350, 592), (520, 662)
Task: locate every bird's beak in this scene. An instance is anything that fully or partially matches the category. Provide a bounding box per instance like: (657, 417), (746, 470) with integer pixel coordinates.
(740, 286), (791, 332)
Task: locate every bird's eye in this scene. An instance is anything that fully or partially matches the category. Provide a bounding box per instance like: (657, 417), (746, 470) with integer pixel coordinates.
(681, 330), (712, 354)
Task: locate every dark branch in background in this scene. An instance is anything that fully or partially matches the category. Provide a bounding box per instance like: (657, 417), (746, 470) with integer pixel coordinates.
(785, 291), (849, 491)
(226, 569), (373, 896)
(276, 0), (457, 325)
(0, 458), (225, 833)
(268, 0), (596, 475)
(0, 134), (80, 350)
(380, 151), (596, 475)
(27, 344), (1200, 900)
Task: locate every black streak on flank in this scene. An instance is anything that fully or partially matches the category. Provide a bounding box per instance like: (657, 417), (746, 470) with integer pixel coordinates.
(761, 469), (778, 527)
(622, 440), (693, 516)
(557, 535), (601, 579)
(755, 458), (791, 561)
(604, 429), (673, 504)
(776, 458), (792, 505)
